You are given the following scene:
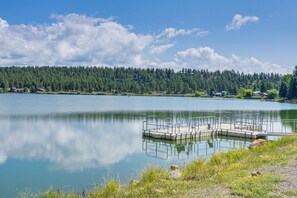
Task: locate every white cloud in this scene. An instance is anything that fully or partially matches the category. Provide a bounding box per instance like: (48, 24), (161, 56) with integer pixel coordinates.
(156, 27), (208, 39)
(0, 14), (288, 74)
(174, 47), (288, 73)
(0, 18), (9, 29)
(225, 14), (259, 31)
(0, 14), (154, 66)
(149, 44), (174, 55)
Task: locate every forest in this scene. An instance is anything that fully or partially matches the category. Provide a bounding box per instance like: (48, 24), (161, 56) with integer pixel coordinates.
(0, 66), (284, 96)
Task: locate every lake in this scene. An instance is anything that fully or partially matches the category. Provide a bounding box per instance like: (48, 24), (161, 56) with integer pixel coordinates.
(1, 94), (297, 197)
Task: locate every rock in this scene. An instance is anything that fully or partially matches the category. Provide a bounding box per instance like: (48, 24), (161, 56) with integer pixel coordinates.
(169, 170), (181, 179)
(186, 176), (196, 181)
(248, 139), (268, 149)
(170, 165), (179, 171)
(130, 179), (140, 186)
(154, 188), (163, 193)
(251, 171), (262, 176)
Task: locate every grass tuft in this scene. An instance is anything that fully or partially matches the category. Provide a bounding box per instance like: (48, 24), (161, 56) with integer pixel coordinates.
(89, 179), (120, 198)
(140, 166), (168, 184)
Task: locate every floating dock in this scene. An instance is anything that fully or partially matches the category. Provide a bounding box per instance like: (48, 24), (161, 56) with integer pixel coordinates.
(142, 115), (296, 141)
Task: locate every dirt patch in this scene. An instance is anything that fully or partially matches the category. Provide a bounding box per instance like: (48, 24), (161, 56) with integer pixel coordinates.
(272, 160), (297, 197)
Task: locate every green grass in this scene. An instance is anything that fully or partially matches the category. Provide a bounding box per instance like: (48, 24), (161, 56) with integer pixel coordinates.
(18, 187), (79, 198)
(22, 135), (297, 197)
(89, 179), (120, 198)
(283, 190), (297, 196)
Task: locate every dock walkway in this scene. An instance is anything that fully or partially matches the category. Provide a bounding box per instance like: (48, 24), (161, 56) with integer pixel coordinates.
(142, 115), (297, 141)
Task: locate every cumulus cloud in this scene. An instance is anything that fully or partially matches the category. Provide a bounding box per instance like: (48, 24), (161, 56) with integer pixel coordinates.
(1, 14), (204, 67)
(225, 14), (259, 31)
(156, 27), (208, 39)
(0, 14), (288, 74)
(174, 47), (287, 73)
(0, 18), (9, 29)
(0, 14), (154, 66)
(149, 44), (174, 55)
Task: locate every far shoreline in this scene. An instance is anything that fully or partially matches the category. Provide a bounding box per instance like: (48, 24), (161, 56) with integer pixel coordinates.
(0, 91), (293, 103)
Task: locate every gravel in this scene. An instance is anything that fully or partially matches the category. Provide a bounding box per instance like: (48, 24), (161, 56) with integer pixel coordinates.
(272, 160), (297, 196)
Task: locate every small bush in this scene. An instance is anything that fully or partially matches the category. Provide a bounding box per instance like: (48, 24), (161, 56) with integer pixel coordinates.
(140, 166), (168, 184)
(182, 159), (205, 180)
(267, 89), (278, 99)
(89, 179), (120, 198)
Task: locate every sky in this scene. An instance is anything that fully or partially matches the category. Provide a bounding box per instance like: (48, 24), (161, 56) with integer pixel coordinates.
(0, 0), (296, 74)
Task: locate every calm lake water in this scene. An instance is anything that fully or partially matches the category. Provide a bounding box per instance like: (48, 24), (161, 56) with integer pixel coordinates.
(1, 94), (297, 197)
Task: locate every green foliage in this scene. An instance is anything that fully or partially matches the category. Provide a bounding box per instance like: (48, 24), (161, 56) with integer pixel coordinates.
(239, 88), (246, 98)
(287, 77), (297, 99)
(239, 88), (254, 98)
(140, 166), (168, 184)
(182, 159), (205, 180)
(267, 89), (278, 99)
(0, 67), (282, 95)
(89, 179), (120, 198)
(0, 88), (3, 93)
(260, 81), (267, 92)
(244, 89), (253, 98)
(283, 74), (292, 84)
(279, 81), (287, 98)
(284, 190), (297, 196)
(194, 91), (206, 97)
(230, 174), (280, 197)
(240, 88), (253, 98)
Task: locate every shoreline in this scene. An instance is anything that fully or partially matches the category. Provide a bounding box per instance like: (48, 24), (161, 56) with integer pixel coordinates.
(21, 135), (297, 197)
(1, 92), (292, 104)
(0, 91), (272, 100)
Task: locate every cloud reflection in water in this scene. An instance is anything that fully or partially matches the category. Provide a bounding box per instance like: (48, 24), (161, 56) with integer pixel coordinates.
(0, 115), (141, 171)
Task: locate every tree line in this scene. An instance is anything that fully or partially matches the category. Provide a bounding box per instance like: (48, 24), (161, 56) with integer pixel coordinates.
(279, 66), (297, 100)
(0, 66), (284, 95)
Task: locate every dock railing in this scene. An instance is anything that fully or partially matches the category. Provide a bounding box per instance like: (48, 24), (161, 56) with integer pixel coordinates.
(143, 114), (297, 138)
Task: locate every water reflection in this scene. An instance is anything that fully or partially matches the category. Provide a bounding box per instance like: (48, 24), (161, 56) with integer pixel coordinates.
(0, 109), (293, 121)
(0, 109), (295, 172)
(0, 119), (141, 171)
(142, 136), (251, 161)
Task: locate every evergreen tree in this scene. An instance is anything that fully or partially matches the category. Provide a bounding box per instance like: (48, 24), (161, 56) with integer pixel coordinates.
(279, 81), (287, 98)
(260, 81), (267, 92)
(287, 77), (297, 99)
(0, 66), (283, 95)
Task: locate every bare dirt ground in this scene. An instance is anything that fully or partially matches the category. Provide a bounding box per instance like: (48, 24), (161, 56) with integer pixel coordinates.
(271, 159), (297, 197)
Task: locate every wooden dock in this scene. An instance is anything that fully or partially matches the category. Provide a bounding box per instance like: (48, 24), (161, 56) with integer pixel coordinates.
(143, 124), (259, 140)
(142, 115), (296, 141)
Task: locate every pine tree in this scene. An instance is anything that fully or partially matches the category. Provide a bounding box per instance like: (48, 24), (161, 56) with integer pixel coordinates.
(260, 81), (267, 92)
(279, 81), (287, 98)
(287, 77), (297, 99)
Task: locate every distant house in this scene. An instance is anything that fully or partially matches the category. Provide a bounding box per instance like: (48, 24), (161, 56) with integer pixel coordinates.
(253, 91), (268, 97)
(212, 91), (227, 97)
(253, 91), (261, 96)
(212, 91), (222, 97)
(37, 88), (47, 92)
(7, 87), (24, 93)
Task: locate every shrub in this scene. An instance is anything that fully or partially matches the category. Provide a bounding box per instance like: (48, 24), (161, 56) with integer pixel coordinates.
(267, 89), (278, 99)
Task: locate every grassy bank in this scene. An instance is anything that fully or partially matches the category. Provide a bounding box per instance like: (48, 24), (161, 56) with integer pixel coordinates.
(23, 135), (297, 198)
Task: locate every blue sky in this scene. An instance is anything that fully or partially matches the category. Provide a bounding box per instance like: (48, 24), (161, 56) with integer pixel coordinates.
(0, 0), (296, 73)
